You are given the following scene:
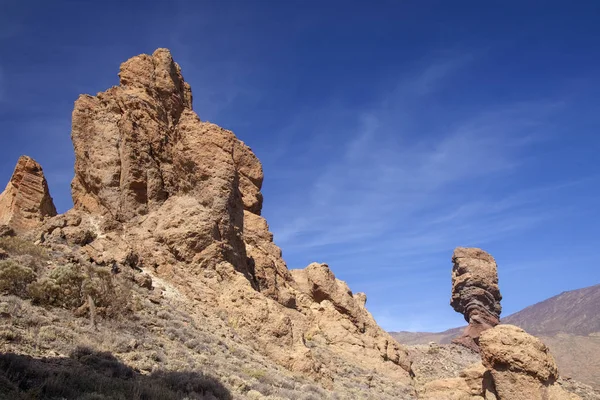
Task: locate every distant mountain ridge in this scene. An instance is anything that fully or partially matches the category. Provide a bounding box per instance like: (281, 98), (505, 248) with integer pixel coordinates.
(502, 283), (600, 335)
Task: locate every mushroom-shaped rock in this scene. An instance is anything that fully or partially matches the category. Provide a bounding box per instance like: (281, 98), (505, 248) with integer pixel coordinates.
(451, 247), (502, 351)
(479, 325), (580, 400)
(0, 156), (57, 234)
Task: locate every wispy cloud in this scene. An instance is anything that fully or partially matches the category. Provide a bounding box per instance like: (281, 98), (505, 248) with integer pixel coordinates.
(265, 55), (584, 271)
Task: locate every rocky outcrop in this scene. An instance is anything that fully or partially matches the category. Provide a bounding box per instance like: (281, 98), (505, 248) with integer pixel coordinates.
(480, 325), (580, 400)
(292, 263), (412, 374)
(68, 48), (294, 298)
(70, 49), (249, 276)
(40, 48), (414, 388)
(451, 247), (502, 352)
(419, 326), (582, 400)
(419, 362), (495, 400)
(0, 156), (57, 234)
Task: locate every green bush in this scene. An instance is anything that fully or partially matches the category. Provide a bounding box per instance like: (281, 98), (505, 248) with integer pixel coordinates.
(0, 260), (36, 296)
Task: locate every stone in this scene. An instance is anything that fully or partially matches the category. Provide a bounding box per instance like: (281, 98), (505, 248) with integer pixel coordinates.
(0, 156), (57, 234)
(451, 247), (502, 352)
(420, 377), (478, 400)
(132, 272), (153, 290)
(479, 325), (580, 400)
(418, 362), (497, 400)
(459, 363), (488, 396)
(243, 210), (296, 306)
(70, 48), (253, 278)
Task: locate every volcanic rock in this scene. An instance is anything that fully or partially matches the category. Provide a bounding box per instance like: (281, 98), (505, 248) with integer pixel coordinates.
(480, 325), (580, 400)
(61, 48), (414, 386)
(451, 247), (502, 351)
(418, 362), (496, 400)
(0, 156), (57, 233)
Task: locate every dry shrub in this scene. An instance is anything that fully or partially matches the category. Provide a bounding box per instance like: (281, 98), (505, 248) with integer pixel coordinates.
(28, 263), (132, 319)
(87, 267), (132, 318)
(0, 260), (36, 296)
(28, 263), (84, 308)
(0, 237), (48, 260)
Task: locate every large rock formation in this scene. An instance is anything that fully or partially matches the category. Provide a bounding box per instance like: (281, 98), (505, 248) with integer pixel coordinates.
(36, 48), (414, 388)
(451, 247), (502, 352)
(0, 156), (57, 234)
(480, 325), (580, 400)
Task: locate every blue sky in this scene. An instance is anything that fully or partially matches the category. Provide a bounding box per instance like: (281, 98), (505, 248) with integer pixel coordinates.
(1, 0), (599, 332)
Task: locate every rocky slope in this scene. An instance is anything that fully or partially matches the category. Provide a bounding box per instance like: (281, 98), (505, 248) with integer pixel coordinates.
(0, 49), (595, 399)
(502, 284), (600, 335)
(1, 48), (415, 399)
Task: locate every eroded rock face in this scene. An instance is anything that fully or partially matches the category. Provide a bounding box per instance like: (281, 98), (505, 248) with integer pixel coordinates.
(480, 325), (580, 400)
(291, 263), (412, 374)
(58, 48), (414, 387)
(70, 48), (263, 280)
(0, 156), (57, 233)
(451, 247), (502, 352)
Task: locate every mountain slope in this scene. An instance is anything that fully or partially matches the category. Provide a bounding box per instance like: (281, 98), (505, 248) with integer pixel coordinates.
(503, 284), (600, 335)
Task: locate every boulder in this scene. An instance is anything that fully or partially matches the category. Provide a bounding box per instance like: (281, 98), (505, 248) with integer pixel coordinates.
(479, 325), (580, 400)
(418, 362), (496, 400)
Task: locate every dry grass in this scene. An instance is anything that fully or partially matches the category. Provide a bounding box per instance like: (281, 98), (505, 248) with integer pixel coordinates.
(0, 348), (232, 400)
(0, 240), (422, 399)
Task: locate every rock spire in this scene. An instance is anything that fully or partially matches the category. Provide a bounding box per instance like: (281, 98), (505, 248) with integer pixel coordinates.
(450, 247), (502, 352)
(0, 155), (57, 234)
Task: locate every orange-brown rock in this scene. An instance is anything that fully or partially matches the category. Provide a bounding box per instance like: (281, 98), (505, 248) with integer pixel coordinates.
(292, 263), (412, 373)
(480, 325), (580, 400)
(451, 247), (502, 352)
(0, 156), (57, 234)
(58, 48), (415, 388)
(70, 48), (260, 280)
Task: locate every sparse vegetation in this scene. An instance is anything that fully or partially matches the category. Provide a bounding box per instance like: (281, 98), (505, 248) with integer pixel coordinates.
(0, 252), (132, 321)
(0, 237), (48, 260)
(0, 240), (482, 400)
(0, 260), (36, 295)
(0, 349), (233, 400)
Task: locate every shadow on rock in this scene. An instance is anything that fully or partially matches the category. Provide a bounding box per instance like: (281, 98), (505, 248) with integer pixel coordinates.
(0, 346), (232, 400)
